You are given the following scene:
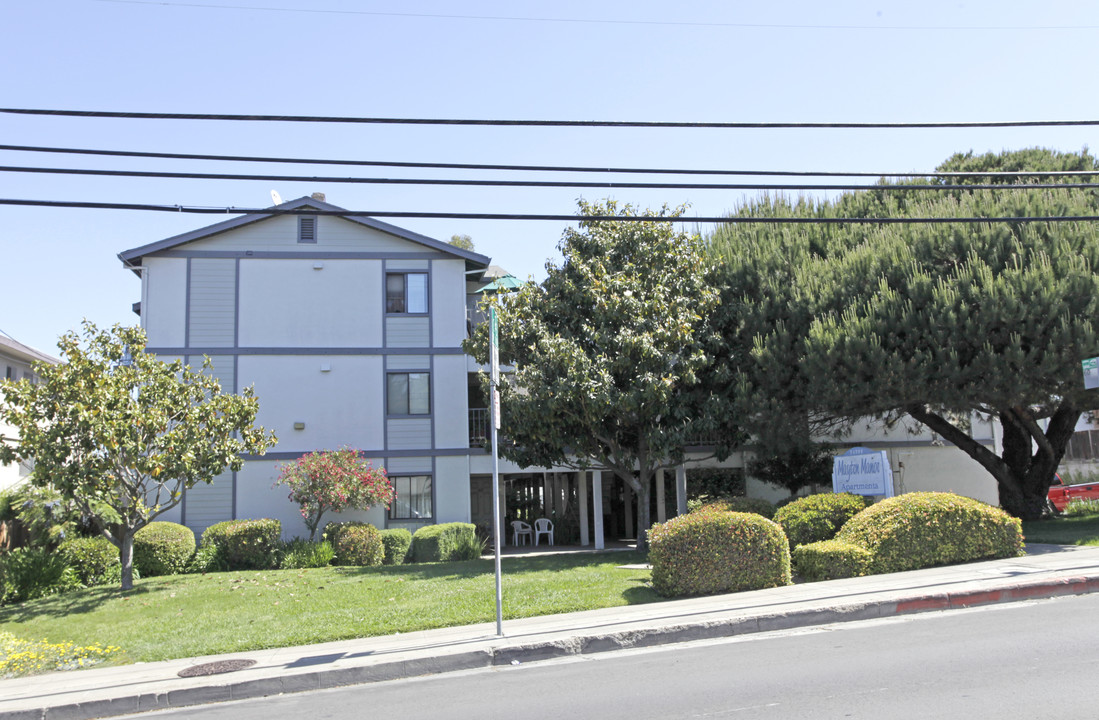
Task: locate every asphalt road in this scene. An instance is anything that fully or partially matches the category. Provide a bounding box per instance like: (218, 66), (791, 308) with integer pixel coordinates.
(132, 593), (1099, 720)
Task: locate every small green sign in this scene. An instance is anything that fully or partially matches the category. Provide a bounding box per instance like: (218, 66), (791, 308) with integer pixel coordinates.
(1084, 357), (1099, 390)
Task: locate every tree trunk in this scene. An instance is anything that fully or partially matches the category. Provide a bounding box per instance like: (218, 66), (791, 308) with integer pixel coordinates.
(635, 473), (652, 553)
(120, 533), (135, 591)
(907, 402), (1080, 521)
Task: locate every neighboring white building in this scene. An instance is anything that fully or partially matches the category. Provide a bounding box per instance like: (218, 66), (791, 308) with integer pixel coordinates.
(0, 334), (58, 492)
(119, 195), (1000, 544)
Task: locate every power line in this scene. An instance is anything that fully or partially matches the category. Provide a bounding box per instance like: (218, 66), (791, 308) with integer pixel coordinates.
(7, 165), (1099, 192)
(5, 143), (1099, 180)
(93, 1), (1099, 31)
(3, 108), (1098, 129)
(4, 198), (1098, 224)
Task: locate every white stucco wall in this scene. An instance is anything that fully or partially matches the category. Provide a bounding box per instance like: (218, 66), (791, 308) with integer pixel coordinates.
(142, 257), (187, 347)
(431, 259), (467, 348)
(238, 259), (384, 348)
(239, 355), (385, 453)
(434, 455), (472, 523)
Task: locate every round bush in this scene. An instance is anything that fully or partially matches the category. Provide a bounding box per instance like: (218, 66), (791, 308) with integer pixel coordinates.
(773, 493), (871, 549)
(792, 539), (873, 581)
(133, 522), (196, 577)
(324, 521), (384, 566)
(648, 511), (791, 597)
(694, 496), (776, 519)
(200, 519), (281, 570)
(59, 536), (121, 586)
(836, 492), (1023, 573)
(380, 528), (413, 565)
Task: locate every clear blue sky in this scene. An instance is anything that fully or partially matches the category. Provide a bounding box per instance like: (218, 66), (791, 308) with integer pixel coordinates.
(3, 0), (1099, 354)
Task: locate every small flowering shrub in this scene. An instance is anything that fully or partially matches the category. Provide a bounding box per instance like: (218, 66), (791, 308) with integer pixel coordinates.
(692, 496), (776, 519)
(324, 521), (384, 566)
(773, 493), (872, 549)
(58, 536), (121, 587)
(792, 539), (874, 581)
(836, 492), (1024, 574)
(133, 522), (196, 577)
(648, 510), (791, 597)
(380, 528), (413, 565)
(200, 519), (281, 570)
(276, 448), (394, 541)
(0, 547), (82, 604)
(0, 632), (122, 678)
(278, 538), (336, 569)
(411, 523), (482, 563)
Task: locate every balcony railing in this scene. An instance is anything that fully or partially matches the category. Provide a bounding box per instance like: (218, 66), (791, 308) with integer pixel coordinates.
(469, 408), (490, 448)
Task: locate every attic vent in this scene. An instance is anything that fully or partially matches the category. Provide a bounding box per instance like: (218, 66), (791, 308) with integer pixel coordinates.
(298, 216), (317, 244)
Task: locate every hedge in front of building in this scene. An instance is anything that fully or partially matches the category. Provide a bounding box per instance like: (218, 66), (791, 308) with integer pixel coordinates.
(324, 521), (384, 567)
(835, 492), (1023, 574)
(773, 492), (871, 549)
(791, 539), (874, 581)
(411, 523), (482, 562)
(648, 510), (791, 597)
(200, 519), (281, 570)
(692, 496), (777, 519)
(133, 522), (196, 576)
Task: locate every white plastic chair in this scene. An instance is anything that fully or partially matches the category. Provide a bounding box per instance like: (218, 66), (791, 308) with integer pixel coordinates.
(533, 518), (554, 546)
(511, 520), (532, 546)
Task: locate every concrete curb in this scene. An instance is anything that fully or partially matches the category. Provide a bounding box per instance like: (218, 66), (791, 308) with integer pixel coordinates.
(8, 572), (1099, 720)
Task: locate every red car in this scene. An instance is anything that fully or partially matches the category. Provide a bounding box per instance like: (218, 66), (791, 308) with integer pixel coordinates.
(1046, 474), (1099, 512)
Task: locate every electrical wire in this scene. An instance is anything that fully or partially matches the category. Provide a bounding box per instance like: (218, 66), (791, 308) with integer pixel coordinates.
(3, 108), (1098, 129)
(7, 165), (1099, 192)
(5, 143), (1099, 179)
(4, 198), (1097, 224)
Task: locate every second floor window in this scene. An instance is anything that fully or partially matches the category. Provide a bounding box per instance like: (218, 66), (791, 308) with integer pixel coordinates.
(386, 272), (428, 314)
(387, 372), (430, 415)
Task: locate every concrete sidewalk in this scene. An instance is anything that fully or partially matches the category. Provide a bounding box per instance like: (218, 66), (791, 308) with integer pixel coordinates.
(4, 543), (1099, 720)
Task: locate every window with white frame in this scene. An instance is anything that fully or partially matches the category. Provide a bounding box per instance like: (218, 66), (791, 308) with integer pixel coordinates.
(386, 272), (428, 314)
(387, 372), (430, 415)
(389, 475), (432, 520)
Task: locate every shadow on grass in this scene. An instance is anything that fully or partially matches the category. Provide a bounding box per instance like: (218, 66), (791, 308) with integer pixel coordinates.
(330, 550), (650, 581)
(0, 584), (153, 623)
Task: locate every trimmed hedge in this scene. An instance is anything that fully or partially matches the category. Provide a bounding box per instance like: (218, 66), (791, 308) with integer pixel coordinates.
(648, 510), (791, 597)
(380, 528), (413, 565)
(134, 522), (196, 577)
(200, 519), (281, 570)
(773, 493), (871, 549)
(836, 492), (1023, 573)
(324, 522), (384, 567)
(410, 523), (482, 563)
(694, 496), (776, 519)
(792, 540), (873, 581)
(59, 536), (121, 586)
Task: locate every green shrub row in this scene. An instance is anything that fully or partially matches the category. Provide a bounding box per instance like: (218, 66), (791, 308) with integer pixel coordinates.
(134, 522), (196, 576)
(410, 522), (483, 563)
(791, 540), (873, 581)
(381, 528), (413, 565)
(200, 519), (282, 570)
(692, 496), (777, 519)
(324, 522), (384, 567)
(773, 493), (871, 549)
(648, 510), (791, 597)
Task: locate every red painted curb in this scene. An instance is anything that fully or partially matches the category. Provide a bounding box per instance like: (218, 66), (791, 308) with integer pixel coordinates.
(895, 575), (1099, 615)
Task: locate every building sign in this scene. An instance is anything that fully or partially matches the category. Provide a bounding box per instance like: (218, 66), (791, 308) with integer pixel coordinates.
(1083, 357), (1099, 390)
(832, 447), (894, 497)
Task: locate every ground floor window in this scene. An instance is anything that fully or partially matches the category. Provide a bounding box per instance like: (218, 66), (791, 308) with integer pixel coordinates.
(390, 475), (432, 520)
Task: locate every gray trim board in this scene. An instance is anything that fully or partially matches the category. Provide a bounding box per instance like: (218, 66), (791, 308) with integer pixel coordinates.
(156, 250), (453, 260)
(184, 258), (192, 348)
(118, 196), (491, 268)
(246, 448), (476, 461)
(146, 346), (468, 356)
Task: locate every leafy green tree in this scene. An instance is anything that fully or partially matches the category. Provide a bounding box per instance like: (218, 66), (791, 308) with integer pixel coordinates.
(449, 234), (475, 251)
(466, 201), (720, 550)
(276, 448), (393, 541)
(709, 148), (1099, 520)
(0, 322), (277, 589)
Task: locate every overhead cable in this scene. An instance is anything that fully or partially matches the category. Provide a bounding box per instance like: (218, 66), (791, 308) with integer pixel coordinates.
(4, 143), (1099, 179)
(3, 108), (1098, 129)
(6, 165), (1099, 192)
(4, 198), (1098, 224)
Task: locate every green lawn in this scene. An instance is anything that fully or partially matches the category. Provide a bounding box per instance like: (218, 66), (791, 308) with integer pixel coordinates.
(1023, 512), (1099, 546)
(0, 551), (656, 665)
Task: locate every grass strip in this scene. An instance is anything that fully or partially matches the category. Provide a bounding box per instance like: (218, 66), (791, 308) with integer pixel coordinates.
(0, 551), (656, 665)
(1023, 512), (1099, 546)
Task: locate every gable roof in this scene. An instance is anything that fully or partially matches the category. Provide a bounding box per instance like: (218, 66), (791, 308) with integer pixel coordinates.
(118, 196), (491, 273)
(0, 335), (58, 366)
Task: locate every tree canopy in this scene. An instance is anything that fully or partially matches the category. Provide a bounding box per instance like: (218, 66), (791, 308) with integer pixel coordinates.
(0, 322), (277, 588)
(708, 147), (1099, 519)
(466, 201), (719, 549)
